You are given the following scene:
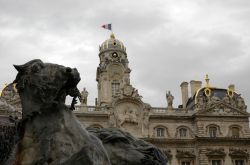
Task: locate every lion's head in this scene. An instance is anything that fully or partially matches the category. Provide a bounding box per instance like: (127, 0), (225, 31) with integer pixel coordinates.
(13, 59), (81, 118)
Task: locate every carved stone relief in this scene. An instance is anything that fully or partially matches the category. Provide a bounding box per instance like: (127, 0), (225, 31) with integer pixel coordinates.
(114, 102), (142, 137)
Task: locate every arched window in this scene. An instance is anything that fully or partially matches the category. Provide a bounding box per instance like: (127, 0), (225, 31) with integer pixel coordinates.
(209, 126), (217, 138)
(179, 128), (187, 138)
(154, 126), (167, 137)
(156, 128), (165, 137)
(231, 127), (240, 138)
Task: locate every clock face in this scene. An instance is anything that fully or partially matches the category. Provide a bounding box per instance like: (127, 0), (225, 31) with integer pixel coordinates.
(112, 52), (118, 58)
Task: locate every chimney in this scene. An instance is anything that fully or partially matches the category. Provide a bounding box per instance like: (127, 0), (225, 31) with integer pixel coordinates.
(228, 84), (235, 91)
(180, 82), (189, 108)
(190, 80), (202, 97)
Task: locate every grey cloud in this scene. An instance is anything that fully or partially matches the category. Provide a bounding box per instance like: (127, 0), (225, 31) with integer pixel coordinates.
(0, 0), (249, 111)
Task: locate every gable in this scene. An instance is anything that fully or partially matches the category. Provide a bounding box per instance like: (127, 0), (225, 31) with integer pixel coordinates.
(195, 102), (249, 116)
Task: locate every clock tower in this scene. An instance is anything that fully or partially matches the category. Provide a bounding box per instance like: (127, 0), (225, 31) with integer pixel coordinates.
(96, 34), (139, 106)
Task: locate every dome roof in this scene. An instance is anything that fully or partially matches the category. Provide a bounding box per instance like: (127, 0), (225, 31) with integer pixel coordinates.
(99, 33), (126, 53)
(186, 87), (239, 109)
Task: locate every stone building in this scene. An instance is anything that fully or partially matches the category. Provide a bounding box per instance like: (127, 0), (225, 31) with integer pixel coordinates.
(1, 34), (250, 165)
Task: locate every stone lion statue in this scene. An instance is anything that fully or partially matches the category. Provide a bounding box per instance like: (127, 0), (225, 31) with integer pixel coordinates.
(4, 59), (167, 165)
(13, 59), (81, 119)
(10, 59), (110, 165)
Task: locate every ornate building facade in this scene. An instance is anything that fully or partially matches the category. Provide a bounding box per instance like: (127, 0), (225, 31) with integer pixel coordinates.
(1, 34), (250, 165)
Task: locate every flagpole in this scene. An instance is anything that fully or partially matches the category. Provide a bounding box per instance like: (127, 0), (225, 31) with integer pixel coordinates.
(101, 23), (114, 37)
(111, 23), (113, 35)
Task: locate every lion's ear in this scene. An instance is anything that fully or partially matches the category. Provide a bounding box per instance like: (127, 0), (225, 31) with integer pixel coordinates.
(14, 64), (24, 72)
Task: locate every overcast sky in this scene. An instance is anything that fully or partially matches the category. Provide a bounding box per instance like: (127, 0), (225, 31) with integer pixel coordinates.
(0, 0), (249, 110)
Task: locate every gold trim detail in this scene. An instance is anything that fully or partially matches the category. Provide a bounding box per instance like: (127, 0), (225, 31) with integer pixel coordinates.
(204, 87), (211, 97)
(0, 83), (7, 97)
(227, 89), (234, 98)
(227, 85), (235, 98)
(13, 83), (18, 92)
(110, 33), (115, 39)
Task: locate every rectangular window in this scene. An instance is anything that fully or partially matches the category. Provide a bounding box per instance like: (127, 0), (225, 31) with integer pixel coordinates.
(209, 127), (217, 138)
(235, 160), (244, 165)
(181, 161), (191, 165)
(112, 82), (120, 96)
(180, 128), (187, 137)
(212, 160), (221, 165)
(232, 127), (240, 138)
(156, 128), (165, 137)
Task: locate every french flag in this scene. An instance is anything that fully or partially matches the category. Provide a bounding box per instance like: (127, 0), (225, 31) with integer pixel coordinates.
(101, 24), (112, 31)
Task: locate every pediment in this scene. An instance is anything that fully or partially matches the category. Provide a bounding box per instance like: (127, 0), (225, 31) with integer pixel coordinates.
(176, 150), (195, 159)
(195, 102), (249, 116)
(206, 148), (226, 158)
(229, 149), (249, 158)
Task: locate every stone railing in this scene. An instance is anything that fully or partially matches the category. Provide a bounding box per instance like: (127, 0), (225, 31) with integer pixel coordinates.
(151, 107), (190, 114)
(74, 105), (108, 113)
(74, 105), (192, 116)
(151, 107), (168, 113)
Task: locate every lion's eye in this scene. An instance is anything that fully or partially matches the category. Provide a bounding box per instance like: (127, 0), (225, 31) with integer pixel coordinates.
(66, 67), (72, 73)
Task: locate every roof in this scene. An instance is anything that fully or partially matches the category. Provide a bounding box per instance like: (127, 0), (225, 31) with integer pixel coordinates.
(99, 33), (126, 53)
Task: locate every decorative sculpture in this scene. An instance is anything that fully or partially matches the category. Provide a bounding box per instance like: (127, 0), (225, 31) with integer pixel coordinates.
(108, 110), (116, 127)
(236, 94), (247, 111)
(118, 107), (138, 127)
(80, 88), (88, 105)
(222, 94), (230, 104)
(196, 94), (204, 109)
(166, 91), (174, 108)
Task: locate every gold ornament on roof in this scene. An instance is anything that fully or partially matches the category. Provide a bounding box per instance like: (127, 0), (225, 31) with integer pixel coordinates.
(13, 83), (18, 92)
(205, 74), (210, 87)
(110, 33), (115, 39)
(0, 83), (7, 97)
(204, 74), (211, 97)
(227, 85), (234, 98)
(204, 88), (211, 97)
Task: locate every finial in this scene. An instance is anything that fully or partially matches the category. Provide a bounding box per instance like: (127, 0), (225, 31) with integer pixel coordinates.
(13, 83), (18, 92)
(228, 84), (235, 92)
(205, 74), (210, 87)
(110, 33), (115, 39)
(0, 84), (7, 97)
